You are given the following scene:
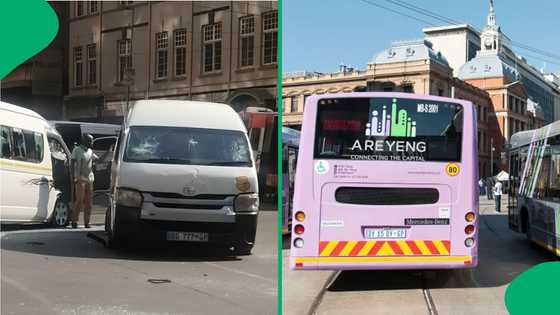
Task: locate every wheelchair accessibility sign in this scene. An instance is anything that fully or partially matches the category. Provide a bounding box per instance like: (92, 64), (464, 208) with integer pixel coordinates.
(315, 160), (329, 175)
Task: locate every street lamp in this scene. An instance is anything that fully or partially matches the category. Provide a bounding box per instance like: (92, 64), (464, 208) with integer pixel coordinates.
(490, 137), (496, 177)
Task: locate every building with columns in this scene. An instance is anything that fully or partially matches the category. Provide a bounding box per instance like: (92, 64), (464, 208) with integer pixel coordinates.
(65, 1), (277, 122)
(283, 39), (496, 177)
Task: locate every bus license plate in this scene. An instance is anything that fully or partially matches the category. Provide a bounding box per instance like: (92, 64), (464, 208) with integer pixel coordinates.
(166, 231), (209, 242)
(364, 228), (407, 239)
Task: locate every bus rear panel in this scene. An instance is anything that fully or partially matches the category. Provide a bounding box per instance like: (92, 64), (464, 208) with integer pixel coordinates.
(290, 93), (478, 270)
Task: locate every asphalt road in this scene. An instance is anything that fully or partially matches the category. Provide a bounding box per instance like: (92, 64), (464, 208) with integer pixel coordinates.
(283, 197), (558, 315)
(1, 208), (277, 315)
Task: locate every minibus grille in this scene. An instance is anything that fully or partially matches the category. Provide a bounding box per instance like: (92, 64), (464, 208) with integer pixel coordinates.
(335, 187), (439, 205)
(147, 192), (231, 200)
(153, 203), (224, 210)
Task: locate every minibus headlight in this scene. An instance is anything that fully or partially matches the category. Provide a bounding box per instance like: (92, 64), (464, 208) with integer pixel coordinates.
(234, 193), (259, 212)
(116, 188), (143, 208)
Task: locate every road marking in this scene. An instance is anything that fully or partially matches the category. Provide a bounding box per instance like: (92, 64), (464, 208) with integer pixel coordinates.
(1, 275), (54, 311)
(203, 262), (275, 283)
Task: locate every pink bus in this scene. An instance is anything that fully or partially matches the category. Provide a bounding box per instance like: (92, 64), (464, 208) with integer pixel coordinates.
(290, 92), (478, 270)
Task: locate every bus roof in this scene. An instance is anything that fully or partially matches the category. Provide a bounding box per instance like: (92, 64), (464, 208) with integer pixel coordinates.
(127, 100), (247, 132)
(304, 92), (474, 110)
(510, 120), (560, 149)
(0, 101), (46, 121)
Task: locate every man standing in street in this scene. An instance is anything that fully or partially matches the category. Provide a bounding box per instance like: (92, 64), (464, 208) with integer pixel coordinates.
(485, 177), (494, 200)
(493, 180), (503, 213)
(71, 134), (97, 228)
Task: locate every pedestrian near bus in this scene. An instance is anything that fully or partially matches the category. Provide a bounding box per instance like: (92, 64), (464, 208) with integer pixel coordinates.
(493, 180), (503, 213)
(485, 177), (494, 200)
(71, 134), (98, 228)
(478, 178), (486, 196)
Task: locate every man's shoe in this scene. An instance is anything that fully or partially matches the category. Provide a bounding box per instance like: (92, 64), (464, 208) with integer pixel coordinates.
(72, 223), (78, 229)
(84, 224), (91, 229)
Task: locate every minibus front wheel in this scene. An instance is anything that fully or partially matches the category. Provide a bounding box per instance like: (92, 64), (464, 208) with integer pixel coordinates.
(105, 205), (126, 248)
(50, 197), (70, 227)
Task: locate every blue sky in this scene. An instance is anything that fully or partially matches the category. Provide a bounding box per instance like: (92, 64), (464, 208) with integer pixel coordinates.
(282, 0), (560, 74)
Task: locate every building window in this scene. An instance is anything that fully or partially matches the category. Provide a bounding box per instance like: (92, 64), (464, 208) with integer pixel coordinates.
(76, 2), (84, 17)
(402, 84), (413, 93)
(73, 46), (83, 87)
(87, 44), (96, 85)
(118, 39), (132, 82)
(290, 97), (298, 113)
(89, 1), (98, 14)
(262, 11), (278, 65)
(174, 29), (187, 77)
(155, 31), (169, 79)
(438, 88), (444, 96)
(202, 23), (222, 73)
(239, 16), (255, 68)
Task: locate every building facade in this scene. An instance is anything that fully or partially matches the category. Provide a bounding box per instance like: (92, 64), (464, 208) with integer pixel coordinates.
(423, 24), (481, 76)
(282, 39), (495, 177)
(1, 2), (69, 119)
(456, 1), (560, 127)
(65, 1), (277, 122)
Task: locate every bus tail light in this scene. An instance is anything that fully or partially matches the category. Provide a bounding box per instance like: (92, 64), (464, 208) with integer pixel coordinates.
(295, 211), (305, 222)
(294, 224), (305, 235)
(294, 238), (304, 248)
(465, 237), (475, 247)
(464, 224), (475, 235)
(465, 212), (476, 222)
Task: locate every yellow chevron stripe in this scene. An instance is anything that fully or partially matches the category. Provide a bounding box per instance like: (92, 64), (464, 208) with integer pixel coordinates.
(320, 241), (338, 256)
(295, 256), (472, 264)
(376, 242), (394, 256)
(433, 240), (449, 255)
(339, 241), (357, 257)
(415, 240), (431, 255)
(358, 241), (376, 256)
(397, 240), (413, 256)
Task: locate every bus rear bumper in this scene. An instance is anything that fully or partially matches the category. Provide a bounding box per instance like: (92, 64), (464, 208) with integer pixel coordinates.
(290, 255), (478, 270)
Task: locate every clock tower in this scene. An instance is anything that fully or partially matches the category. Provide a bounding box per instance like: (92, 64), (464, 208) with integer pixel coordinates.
(479, 0), (512, 56)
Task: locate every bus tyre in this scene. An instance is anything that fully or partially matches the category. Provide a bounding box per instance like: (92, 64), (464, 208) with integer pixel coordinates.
(50, 197), (70, 227)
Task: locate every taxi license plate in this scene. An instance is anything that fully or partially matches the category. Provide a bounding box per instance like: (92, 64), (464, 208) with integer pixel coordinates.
(364, 228), (407, 239)
(166, 232), (209, 242)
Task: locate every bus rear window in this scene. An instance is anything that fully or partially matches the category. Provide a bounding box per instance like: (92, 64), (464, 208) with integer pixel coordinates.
(314, 97), (463, 162)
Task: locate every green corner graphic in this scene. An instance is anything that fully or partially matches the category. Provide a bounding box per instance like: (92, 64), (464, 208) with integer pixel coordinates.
(0, 0), (59, 80)
(505, 262), (560, 314)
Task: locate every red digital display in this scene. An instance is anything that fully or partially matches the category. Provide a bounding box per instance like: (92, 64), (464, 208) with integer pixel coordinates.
(322, 119), (362, 131)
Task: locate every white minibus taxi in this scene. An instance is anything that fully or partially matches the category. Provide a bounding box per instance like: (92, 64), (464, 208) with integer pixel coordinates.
(1, 102), (72, 226)
(101, 100), (259, 254)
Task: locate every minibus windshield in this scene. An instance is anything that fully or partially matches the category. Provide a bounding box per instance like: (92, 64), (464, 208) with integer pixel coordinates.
(314, 97), (463, 162)
(124, 126), (252, 167)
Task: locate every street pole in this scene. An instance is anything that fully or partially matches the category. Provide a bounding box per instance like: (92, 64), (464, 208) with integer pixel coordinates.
(490, 137), (494, 176)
